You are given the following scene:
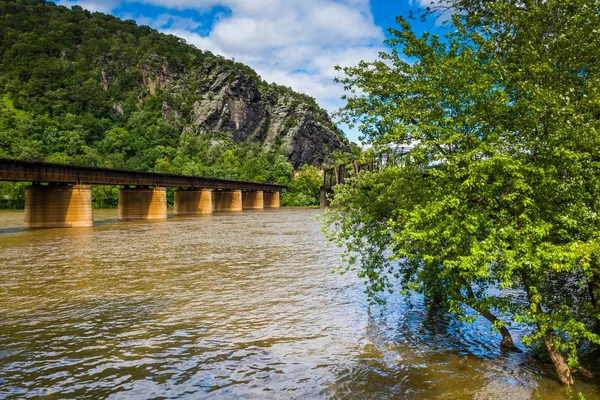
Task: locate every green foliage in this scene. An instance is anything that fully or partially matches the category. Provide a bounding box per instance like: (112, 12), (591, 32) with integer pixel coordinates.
(1, 95), (26, 117)
(323, 0), (600, 384)
(282, 164), (322, 206)
(0, 181), (27, 209)
(324, 142), (363, 169)
(91, 185), (119, 209)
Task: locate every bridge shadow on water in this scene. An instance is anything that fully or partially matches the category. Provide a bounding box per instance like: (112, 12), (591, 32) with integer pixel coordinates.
(0, 227), (25, 235)
(0, 208), (276, 235)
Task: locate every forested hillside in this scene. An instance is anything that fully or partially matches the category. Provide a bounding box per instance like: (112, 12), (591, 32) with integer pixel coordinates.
(0, 0), (354, 207)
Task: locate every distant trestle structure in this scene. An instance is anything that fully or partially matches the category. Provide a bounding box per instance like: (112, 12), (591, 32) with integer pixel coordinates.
(0, 159), (285, 228)
(320, 146), (414, 207)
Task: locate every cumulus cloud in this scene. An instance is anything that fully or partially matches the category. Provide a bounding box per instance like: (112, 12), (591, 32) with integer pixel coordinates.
(130, 14), (202, 31)
(57, 0), (121, 13)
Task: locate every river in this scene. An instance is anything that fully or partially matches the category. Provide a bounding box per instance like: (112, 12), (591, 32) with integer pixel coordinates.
(0, 208), (598, 399)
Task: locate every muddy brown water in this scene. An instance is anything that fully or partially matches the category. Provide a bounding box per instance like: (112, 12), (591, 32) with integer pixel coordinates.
(0, 208), (598, 399)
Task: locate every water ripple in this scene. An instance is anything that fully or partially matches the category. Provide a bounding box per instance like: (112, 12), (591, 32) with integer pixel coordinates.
(0, 208), (598, 399)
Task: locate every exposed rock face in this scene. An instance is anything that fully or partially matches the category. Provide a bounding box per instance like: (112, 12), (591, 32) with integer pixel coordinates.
(153, 61), (348, 168)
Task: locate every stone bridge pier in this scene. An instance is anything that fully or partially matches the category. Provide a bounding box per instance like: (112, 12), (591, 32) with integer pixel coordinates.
(242, 190), (264, 210)
(213, 189), (243, 212)
(118, 187), (167, 220)
(24, 183), (93, 228)
(174, 188), (213, 215)
(263, 191), (281, 208)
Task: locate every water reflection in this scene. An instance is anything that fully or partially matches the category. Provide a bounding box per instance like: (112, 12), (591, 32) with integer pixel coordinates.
(0, 208), (598, 399)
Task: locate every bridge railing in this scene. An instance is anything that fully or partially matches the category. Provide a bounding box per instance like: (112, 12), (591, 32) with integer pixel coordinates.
(0, 158), (286, 191)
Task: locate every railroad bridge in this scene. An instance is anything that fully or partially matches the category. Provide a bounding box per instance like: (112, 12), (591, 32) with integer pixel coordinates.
(320, 160), (381, 207)
(320, 146), (414, 206)
(0, 159), (285, 229)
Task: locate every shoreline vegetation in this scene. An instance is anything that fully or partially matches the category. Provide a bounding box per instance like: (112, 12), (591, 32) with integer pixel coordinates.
(321, 0), (600, 392)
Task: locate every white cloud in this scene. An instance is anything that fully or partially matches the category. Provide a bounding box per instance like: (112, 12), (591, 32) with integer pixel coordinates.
(129, 14), (202, 31)
(57, 0), (121, 13)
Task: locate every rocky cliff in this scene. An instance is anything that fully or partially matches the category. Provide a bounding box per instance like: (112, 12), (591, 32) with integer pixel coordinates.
(98, 36), (349, 169)
(169, 62), (349, 168)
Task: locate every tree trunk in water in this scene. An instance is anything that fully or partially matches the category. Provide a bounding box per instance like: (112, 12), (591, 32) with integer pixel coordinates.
(498, 325), (521, 352)
(523, 282), (574, 385)
(589, 278), (599, 313)
(587, 255), (600, 334)
(479, 310), (521, 352)
(589, 277), (600, 334)
(543, 335), (574, 386)
(463, 285), (521, 352)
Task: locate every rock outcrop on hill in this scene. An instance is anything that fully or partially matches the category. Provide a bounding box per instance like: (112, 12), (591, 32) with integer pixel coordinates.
(178, 62), (348, 167)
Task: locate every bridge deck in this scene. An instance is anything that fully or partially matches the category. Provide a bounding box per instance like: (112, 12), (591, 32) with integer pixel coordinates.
(0, 159), (285, 191)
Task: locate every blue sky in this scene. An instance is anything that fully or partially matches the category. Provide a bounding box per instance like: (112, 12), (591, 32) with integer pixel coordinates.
(56, 0), (438, 142)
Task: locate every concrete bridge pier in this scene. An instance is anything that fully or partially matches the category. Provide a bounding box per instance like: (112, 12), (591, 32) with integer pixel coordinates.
(174, 188), (213, 215)
(212, 189), (242, 212)
(242, 190), (264, 210)
(263, 191), (281, 208)
(24, 183), (93, 228)
(118, 186), (167, 220)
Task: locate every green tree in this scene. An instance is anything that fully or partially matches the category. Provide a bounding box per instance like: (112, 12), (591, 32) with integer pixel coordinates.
(323, 0), (600, 386)
(282, 164), (322, 206)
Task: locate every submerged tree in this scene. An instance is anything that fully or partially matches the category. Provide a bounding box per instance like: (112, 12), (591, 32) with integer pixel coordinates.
(323, 0), (600, 385)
